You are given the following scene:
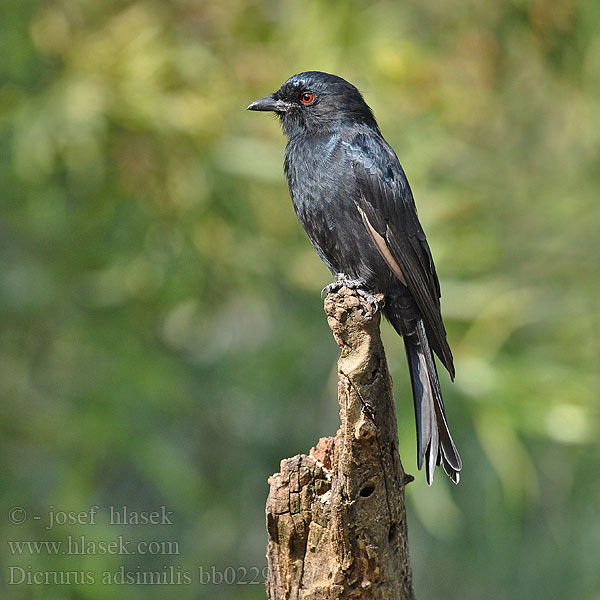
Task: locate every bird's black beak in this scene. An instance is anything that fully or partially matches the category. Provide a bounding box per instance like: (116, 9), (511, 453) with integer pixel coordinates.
(247, 94), (288, 113)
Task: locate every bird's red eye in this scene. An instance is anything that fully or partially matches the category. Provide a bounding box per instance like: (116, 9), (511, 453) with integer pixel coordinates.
(301, 92), (314, 104)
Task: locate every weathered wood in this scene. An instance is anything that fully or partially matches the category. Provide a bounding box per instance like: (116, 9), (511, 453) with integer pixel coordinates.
(266, 287), (415, 600)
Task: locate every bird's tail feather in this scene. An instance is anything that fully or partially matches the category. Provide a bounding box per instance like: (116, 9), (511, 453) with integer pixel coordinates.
(403, 319), (462, 485)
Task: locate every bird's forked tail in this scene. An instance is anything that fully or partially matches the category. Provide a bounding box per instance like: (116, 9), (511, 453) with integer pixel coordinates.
(403, 319), (462, 485)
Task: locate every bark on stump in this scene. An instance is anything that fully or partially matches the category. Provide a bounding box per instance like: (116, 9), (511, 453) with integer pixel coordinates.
(265, 287), (415, 600)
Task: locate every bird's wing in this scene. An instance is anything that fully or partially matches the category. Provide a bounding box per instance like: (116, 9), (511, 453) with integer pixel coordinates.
(345, 132), (454, 378)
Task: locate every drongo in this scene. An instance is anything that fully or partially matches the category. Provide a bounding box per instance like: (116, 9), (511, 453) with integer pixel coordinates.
(248, 71), (461, 484)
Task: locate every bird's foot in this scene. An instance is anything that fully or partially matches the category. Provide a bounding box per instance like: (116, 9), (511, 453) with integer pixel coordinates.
(321, 278), (380, 312)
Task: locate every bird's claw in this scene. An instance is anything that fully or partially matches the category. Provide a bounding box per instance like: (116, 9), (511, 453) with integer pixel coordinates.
(321, 279), (380, 312)
(321, 281), (343, 298)
(355, 288), (380, 312)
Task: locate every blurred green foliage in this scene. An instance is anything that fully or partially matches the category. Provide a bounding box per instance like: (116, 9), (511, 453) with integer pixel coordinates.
(1, 0), (599, 598)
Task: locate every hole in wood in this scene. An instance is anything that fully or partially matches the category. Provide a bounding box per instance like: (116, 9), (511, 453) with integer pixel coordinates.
(359, 484), (375, 498)
(388, 523), (398, 543)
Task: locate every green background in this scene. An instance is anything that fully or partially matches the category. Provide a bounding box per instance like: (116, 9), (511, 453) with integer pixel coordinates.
(1, 0), (599, 598)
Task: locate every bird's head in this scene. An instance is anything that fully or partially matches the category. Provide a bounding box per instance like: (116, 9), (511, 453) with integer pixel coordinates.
(247, 71), (378, 138)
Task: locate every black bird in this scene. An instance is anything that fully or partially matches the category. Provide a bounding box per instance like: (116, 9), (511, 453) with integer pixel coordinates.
(248, 71), (461, 484)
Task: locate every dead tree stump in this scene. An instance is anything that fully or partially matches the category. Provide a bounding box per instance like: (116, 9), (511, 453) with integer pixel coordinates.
(265, 287), (415, 600)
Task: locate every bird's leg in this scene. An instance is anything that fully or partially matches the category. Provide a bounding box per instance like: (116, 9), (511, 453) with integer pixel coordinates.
(321, 275), (380, 312)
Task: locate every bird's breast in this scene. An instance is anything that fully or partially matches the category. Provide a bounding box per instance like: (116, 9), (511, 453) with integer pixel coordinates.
(285, 135), (352, 218)
(284, 134), (391, 287)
